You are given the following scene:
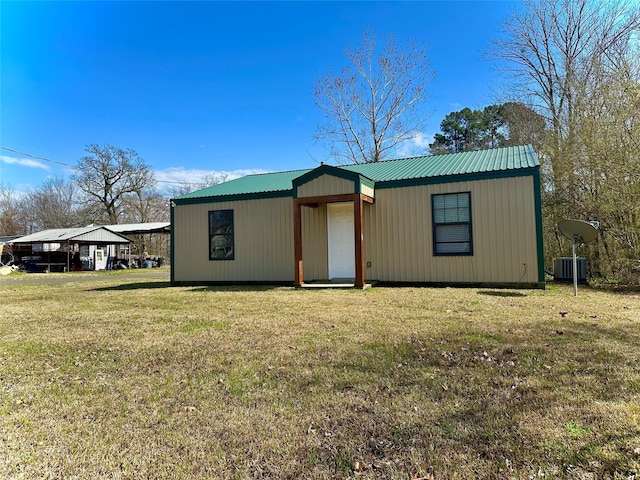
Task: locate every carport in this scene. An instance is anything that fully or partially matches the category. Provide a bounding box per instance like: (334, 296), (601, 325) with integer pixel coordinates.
(103, 222), (171, 267)
(9, 226), (131, 272)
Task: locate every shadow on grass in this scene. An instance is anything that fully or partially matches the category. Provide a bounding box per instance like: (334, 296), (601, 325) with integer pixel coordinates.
(587, 283), (640, 294)
(477, 290), (527, 298)
(91, 281), (172, 291)
(549, 279), (640, 294)
(186, 285), (287, 293)
(91, 282), (287, 292)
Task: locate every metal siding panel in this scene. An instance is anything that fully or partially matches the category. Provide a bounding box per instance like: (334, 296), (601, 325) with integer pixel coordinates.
(173, 198), (294, 282)
(237, 198), (293, 281)
(364, 176), (538, 283)
(520, 177), (538, 282)
(363, 198), (379, 280)
(410, 189), (421, 281)
(173, 203), (203, 281)
(363, 203), (374, 279)
(297, 175), (354, 198)
(389, 189), (403, 280)
(366, 194), (380, 280)
(503, 180), (515, 279)
(472, 181), (490, 281)
(386, 190), (400, 280)
(384, 191), (397, 280)
(382, 191), (395, 280)
(301, 204), (328, 280)
(470, 177), (537, 283)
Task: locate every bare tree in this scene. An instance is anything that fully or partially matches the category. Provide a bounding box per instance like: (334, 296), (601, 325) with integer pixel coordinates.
(119, 189), (170, 259)
(570, 61), (640, 277)
(314, 32), (434, 164)
(72, 144), (155, 224)
(199, 172), (228, 190)
(166, 172), (229, 198)
(489, 0), (640, 280)
(23, 177), (79, 231)
(122, 190), (169, 224)
(489, 0), (640, 142)
(0, 184), (27, 236)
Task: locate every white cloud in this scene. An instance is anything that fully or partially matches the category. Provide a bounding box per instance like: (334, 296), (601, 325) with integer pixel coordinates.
(0, 155), (50, 171)
(410, 132), (432, 149)
(154, 167), (270, 187)
(395, 132), (434, 158)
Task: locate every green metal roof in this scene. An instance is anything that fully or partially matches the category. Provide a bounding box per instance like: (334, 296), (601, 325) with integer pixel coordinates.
(175, 145), (539, 201)
(176, 168), (309, 199)
(342, 144), (538, 181)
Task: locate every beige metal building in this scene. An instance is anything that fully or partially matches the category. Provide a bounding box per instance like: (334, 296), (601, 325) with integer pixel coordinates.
(171, 145), (544, 288)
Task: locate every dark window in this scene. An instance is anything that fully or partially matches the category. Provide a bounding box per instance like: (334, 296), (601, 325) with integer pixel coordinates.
(432, 192), (472, 256)
(209, 210), (234, 260)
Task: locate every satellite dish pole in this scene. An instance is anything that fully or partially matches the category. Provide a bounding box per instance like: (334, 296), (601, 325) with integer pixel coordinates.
(557, 220), (598, 296)
(571, 233), (581, 297)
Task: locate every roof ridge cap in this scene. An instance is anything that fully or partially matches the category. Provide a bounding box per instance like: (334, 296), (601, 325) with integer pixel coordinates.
(242, 167), (311, 177)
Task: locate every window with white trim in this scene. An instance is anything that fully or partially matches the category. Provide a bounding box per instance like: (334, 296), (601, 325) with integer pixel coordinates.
(432, 192), (472, 255)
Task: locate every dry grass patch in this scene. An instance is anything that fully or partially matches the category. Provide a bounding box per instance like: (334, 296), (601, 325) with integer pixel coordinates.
(1, 276), (639, 479)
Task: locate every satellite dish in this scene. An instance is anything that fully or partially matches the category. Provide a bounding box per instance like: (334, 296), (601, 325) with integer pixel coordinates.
(557, 219), (598, 296)
(558, 219), (598, 245)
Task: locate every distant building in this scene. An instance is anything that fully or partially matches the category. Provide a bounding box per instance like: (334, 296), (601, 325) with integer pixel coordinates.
(6, 222), (170, 272)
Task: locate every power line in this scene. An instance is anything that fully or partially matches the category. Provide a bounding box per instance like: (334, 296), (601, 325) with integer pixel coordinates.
(1, 146), (199, 185)
(1, 146), (76, 168)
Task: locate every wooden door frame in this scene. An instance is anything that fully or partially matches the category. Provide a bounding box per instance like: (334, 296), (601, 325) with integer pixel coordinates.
(327, 202), (355, 280)
(294, 193), (373, 288)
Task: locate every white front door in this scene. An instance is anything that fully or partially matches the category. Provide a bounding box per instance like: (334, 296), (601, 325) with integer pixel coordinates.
(327, 202), (355, 279)
(94, 248), (107, 270)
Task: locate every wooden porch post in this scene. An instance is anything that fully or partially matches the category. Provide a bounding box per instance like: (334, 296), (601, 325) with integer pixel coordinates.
(354, 194), (365, 288)
(294, 200), (303, 287)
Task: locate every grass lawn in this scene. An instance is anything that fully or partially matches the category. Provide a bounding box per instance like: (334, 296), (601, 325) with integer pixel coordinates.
(1, 273), (639, 479)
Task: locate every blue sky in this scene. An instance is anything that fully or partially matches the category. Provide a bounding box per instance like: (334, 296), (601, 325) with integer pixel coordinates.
(1, 1), (517, 193)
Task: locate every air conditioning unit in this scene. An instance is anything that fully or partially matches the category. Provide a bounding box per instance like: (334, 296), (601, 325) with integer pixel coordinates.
(554, 257), (587, 283)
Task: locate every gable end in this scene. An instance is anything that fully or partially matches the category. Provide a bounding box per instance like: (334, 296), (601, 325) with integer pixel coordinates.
(293, 165), (375, 199)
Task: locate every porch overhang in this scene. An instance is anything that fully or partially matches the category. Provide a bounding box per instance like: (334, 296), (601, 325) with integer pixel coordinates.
(293, 192), (374, 289)
(292, 164), (375, 200)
